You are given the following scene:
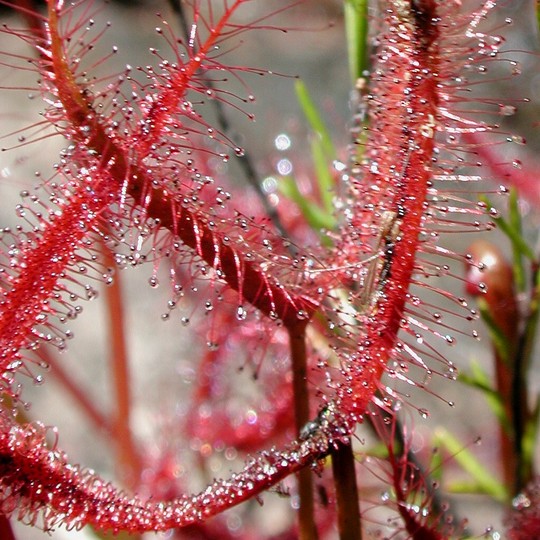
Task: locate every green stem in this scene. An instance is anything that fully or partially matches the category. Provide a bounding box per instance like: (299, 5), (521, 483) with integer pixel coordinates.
(511, 261), (540, 491)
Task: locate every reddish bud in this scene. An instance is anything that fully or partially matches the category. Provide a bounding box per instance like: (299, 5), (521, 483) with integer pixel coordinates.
(465, 239), (518, 341)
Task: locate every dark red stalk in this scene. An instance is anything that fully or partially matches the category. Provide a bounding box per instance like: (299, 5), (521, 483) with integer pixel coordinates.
(0, 0), (317, 386)
(0, 514), (15, 540)
(330, 440), (361, 540)
(288, 324), (318, 540)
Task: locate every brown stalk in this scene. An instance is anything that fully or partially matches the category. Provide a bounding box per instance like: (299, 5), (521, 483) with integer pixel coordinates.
(288, 323), (318, 540)
(331, 440), (361, 540)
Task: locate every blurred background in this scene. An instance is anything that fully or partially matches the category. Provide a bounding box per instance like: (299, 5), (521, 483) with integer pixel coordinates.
(0, 0), (539, 538)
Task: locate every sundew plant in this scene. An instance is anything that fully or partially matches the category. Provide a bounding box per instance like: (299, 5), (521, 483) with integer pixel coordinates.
(0, 0), (539, 539)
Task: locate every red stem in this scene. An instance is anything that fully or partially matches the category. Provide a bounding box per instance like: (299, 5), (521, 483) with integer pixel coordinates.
(339, 1), (439, 416)
(101, 241), (142, 490)
(0, 413), (331, 532)
(0, 514), (16, 540)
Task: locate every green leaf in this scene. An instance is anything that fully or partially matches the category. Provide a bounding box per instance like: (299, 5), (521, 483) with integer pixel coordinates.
(344, 0), (369, 83)
(508, 188), (527, 291)
(428, 447), (444, 484)
(434, 428), (509, 502)
(458, 360), (509, 432)
(522, 396), (540, 480)
(310, 137), (334, 213)
(279, 176), (336, 232)
(294, 80), (335, 160)
(447, 480), (492, 495)
(481, 194), (536, 265)
(522, 266), (540, 373)
(476, 298), (511, 364)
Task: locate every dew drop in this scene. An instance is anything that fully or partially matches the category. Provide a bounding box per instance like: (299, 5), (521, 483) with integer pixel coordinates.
(418, 408), (430, 419)
(512, 159), (522, 169)
(148, 276), (159, 288)
(498, 104), (516, 116)
(234, 147), (245, 157)
(181, 317), (190, 327)
(508, 134), (526, 145)
(85, 286), (98, 300)
(236, 305), (247, 321)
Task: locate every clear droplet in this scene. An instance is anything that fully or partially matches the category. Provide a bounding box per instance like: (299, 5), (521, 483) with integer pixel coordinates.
(498, 104), (516, 116)
(236, 305), (247, 321)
